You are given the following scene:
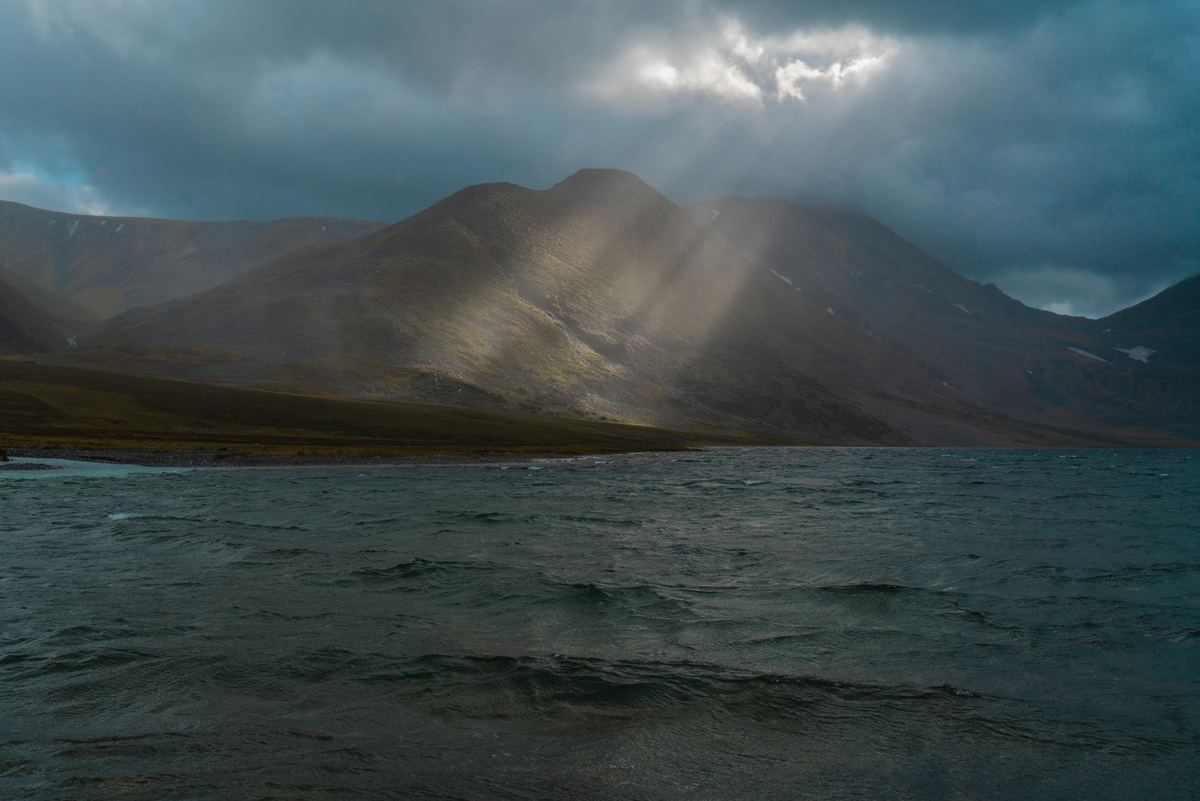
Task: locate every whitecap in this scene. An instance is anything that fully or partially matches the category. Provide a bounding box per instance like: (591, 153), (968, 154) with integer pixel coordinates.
(106, 512), (140, 520)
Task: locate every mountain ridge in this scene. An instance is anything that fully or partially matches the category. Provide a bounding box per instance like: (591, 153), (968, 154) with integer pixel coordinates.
(50, 169), (1193, 445)
(5, 169), (1196, 445)
(0, 199), (386, 318)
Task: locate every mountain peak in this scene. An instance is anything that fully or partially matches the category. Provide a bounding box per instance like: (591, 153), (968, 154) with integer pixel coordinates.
(1101, 273), (1200, 326)
(546, 169), (676, 211)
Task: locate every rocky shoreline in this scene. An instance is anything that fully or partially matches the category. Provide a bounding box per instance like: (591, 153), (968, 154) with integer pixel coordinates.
(0, 461), (64, 471)
(2, 447), (634, 469)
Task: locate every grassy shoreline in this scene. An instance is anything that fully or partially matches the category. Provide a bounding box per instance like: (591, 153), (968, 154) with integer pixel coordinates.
(0, 360), (773, 462)
(4, 445), (709, 468)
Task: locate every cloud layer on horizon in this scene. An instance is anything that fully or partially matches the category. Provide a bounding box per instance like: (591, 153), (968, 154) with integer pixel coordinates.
(1, 0), (1196, 317)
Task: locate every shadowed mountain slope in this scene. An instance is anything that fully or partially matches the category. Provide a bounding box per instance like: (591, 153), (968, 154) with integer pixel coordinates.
(64, 170), (1198, 445)
(1073, 275), (1200, 428)
(0, 200), (385, 318)
(0, 265), (98, 355)
(1099, 274), (1199, 368)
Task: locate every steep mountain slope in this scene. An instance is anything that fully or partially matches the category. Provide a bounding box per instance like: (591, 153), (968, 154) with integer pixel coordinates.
(1073, 275), (1200, 430)
(686, 198), (1200, 438)
(72, 170), (1196, 445)
(0, 265), (98, 355)
(1099, 274), (1199, 368)
(80, 171), (910, 441)
(0, 200), (386, 318)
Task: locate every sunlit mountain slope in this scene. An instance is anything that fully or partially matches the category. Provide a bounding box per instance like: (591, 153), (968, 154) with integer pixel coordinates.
(70, 169), (1196, 445)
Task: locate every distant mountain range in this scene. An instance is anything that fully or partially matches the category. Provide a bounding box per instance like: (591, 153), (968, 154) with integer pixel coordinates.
(2, 171), (1196, 445)
(0, 199), (384, 318)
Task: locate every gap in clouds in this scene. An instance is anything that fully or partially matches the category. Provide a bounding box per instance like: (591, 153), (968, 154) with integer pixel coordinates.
(583, 18), (898, 107)
(0, 169), (111, 216)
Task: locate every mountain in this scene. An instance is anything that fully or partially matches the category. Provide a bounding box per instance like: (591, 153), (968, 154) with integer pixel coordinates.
(687, 197), (1199, 440)
(0, 265), (98, 355)
(0, 200), (386, 318)
(1077, 275), (1200, 428)
(71, 169), (1197, 445)
(1099, 274), (1199, 368)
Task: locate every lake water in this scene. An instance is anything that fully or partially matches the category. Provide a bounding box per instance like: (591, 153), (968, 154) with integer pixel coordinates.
(1, 448), (1197, 799)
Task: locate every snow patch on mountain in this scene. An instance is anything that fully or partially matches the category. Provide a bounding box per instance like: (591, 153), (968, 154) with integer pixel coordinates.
(1068, 347), (1107, 362)
(1115, 346), (1154, 363)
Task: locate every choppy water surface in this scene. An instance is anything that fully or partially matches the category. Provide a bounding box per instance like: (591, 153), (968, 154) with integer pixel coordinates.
(2, 448), (1197, 799)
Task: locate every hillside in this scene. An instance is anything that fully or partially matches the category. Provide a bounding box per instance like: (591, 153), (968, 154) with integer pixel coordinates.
(690, 197), (1199, 441)
(70, 169), (1197, 446)
(1099, 274), (1200, 367)
(1081, 275), (1200, 427)
(0, 360), (761, 456)
(0, 265), (98, 355)
(77, 172), (907, 442)
(0, 200), (386, 318)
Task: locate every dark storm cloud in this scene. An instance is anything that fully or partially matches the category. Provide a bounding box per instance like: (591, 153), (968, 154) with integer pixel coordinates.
(713, 0), (1079, 34)
(0, 0), (1196, 315)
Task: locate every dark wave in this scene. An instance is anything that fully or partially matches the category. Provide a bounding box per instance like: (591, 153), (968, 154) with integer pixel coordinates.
(8, 646), (160, 680)
(350, 652), (987, 718)
(346, 558), (693, 611)
(353, 556), (473, 579)
(817, 582), (909, 595)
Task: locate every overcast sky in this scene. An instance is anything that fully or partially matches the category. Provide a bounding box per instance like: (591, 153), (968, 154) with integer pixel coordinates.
(2, 0), (1196, 316)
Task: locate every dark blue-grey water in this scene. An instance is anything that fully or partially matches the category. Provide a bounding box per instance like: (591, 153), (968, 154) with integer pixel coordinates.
(2, 447), (1197, 799)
